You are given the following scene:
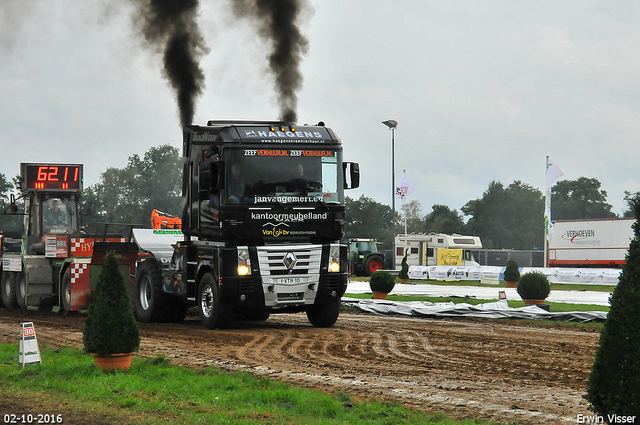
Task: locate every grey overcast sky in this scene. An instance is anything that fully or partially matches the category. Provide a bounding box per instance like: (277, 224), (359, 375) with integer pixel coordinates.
(1, 1), (639, 217)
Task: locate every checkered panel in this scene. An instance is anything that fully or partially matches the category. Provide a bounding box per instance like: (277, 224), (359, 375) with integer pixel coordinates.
(70, 238), (128, 258)
(70, 262), (89, 284)
(70, 238), (93, 257)
(70, 238), (84, 253)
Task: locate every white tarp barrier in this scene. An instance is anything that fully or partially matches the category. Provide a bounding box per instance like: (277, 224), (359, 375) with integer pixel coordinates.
(479, 266), (502, 284)
(343, 298), (607, 323)
(407, 265), (622, 286)
(345, 280), (611, 305)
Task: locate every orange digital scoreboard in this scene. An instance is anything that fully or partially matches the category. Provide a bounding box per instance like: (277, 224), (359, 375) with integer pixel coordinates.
(21, 163), (83, 192)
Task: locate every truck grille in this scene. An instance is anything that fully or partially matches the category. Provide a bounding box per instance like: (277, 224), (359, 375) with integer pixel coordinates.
(256, 245), (322, 276)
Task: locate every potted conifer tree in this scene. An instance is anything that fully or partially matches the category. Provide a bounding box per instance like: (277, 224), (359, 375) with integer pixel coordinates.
(516, 271), (551, 306)
(503, 259), (520, 288)
(83, 251), (140, 371)
(369, 270), (396, 300)
(399, 253), (410, 283)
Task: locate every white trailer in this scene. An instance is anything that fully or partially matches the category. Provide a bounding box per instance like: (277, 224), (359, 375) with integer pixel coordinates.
(548, 218), (634, 267)
(395, 233), (482, 268)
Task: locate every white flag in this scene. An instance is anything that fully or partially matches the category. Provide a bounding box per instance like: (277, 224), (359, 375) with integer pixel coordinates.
(545, 158), (563, 241)
(395, 173), (415, 201)
(546, 159), (563, 192)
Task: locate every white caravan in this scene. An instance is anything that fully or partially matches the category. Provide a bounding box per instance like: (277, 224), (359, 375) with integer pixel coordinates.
(395, 233), (482, 268)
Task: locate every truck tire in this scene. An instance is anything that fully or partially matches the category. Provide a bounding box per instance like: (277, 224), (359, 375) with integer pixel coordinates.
(198, 272), (232, 329)
(364, 256), (384, 276)
(134, 259), (170, 322)
(16, 272), (28, 310)
(306, 299), (341, 327)
(61, 268), (72, 312)
(1, 271), (18, 309)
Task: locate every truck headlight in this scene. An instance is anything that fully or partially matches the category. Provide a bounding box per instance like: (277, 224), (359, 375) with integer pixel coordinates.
(238, 247), (251, 276)
(329, 245), (340, 273)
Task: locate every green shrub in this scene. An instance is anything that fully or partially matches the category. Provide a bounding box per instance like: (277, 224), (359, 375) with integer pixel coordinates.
(516, 272), (550, 300)
(369, 270), (396, 294)
(399, 254), (409, 280)
(503, 259), (520, 283)
(586, 200), (640, 417)
(83, 251), (140, 355)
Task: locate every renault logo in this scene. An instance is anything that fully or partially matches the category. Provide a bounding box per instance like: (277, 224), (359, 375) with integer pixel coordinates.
(283, 252), (297, 270)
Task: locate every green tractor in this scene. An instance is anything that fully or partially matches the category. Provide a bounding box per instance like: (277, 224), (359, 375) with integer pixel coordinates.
(349, 238), (385, 276)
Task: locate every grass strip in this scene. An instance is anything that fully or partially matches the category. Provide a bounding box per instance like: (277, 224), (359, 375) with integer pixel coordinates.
(0, 344), (497, 425)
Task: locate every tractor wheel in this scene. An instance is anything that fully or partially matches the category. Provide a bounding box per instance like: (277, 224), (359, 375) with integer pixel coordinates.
(16, 272), (28, 310)
(198, 273), (233, 329)
(1, 271), (18, 309)
(61, 268), (72, 312)
(134, 259), (170, 322)
(306, 299), (341, 327)
(364, 256), (384, 276)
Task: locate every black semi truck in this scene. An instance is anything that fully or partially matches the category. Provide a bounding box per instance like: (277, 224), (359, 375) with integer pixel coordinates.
(133, 121), (359, 329)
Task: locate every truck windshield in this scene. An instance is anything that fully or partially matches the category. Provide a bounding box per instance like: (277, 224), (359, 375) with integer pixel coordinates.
(224, 148), (341, 205)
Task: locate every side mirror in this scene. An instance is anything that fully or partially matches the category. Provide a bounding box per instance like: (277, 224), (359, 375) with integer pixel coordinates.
(343, 162), (360, 189)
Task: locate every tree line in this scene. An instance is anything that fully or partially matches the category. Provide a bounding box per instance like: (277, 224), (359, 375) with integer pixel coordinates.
(0, 145), (182, 233)
(346, 179), (640, 250)
(1, 145), (638, 250)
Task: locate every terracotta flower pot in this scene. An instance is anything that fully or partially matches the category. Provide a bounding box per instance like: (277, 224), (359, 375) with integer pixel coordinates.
(92, 353), (134, 371)
(372, 291), (388, 300)
(505, 281), (517, 288)
(522, 299), (546, 306)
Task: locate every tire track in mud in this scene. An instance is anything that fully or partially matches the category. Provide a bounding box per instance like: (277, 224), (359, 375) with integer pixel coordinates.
(0, 309), (599, 425)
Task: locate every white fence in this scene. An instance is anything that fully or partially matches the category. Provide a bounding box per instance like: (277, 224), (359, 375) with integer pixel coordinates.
(408, 265), (621, 286)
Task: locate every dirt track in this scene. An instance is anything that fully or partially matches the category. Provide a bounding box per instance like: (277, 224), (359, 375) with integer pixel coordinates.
(0, 307), (599, 424)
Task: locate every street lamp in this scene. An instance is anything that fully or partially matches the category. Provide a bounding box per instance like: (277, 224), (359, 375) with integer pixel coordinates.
(382, 119), (397, 270)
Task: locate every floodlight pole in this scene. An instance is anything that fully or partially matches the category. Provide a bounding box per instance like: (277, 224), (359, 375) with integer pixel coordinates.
(382, 120), (398, 269)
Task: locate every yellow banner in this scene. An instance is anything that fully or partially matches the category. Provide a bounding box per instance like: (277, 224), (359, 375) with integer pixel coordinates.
(437, 248), (463, 266)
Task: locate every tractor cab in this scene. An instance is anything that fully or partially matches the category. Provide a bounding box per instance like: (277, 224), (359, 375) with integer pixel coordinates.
(19, 164), (83, 255)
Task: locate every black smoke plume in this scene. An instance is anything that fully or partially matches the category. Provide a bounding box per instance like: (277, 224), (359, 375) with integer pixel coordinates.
(132, 0), (208, 127)
(231, 0), (310, 123)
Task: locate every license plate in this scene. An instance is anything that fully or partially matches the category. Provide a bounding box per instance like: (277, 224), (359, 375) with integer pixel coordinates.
(275, 277), (303, 284)
(278, 292), (303, 300)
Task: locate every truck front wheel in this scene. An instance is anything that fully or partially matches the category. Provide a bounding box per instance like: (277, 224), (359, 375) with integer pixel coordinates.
(1, 271), (18, 309)
(198, 273), (232, 329)
(134, 259), (169, 322)
(306, 299), (341, 327)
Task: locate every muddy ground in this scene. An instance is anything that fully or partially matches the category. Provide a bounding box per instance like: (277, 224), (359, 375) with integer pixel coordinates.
(0, 307), (600, 424)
